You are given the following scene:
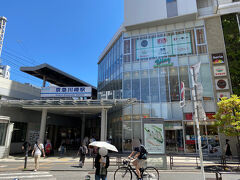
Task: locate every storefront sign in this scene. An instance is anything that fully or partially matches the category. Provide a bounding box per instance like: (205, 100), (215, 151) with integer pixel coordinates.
(213, 65), (227, 77)
(41, 86), (92, 97)
(152, 57), (178, 68)
(144, 123), (165, 154)
(215, 78), (229, 90)
(165, 122), (182, 130)
(212, 53), (224, 64)
(136, 33), (192, 59)
(217, 92), (230, 101)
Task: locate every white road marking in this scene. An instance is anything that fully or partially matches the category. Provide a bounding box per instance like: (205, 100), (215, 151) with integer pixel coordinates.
(0, 172), (49, 176)
(0, 172), (54, 179)
(0, 174), (53, 179)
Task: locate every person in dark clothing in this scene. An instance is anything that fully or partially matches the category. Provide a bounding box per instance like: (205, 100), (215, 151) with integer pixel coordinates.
(94, 147), (110, 180)
(225, 139), (232, 159)
(77, 143), (88, 168)
(22, 140), (31, 169)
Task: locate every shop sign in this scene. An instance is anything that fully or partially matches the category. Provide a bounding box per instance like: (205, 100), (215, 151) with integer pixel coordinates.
(217, 92), (230, 101)
(213, 65), (227, 77)
(136, 33), (192, 59)
(143, 123), (165, 154)
(41, 86), (92, 98)
(152, 57), (178, 68)
(206, 113), (215, 120)
(165, 122), (182, 130)
(212, 53), (224, 64)
(215, 78), (229, 90)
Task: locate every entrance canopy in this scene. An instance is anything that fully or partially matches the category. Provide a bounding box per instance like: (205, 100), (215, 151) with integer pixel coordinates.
(0, 99), (136, 141)
(0, 99), (135, 116)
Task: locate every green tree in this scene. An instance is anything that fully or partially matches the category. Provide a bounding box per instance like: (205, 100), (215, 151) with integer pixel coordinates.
(215, 95), (240, 144)
(221, 14), (240, 96)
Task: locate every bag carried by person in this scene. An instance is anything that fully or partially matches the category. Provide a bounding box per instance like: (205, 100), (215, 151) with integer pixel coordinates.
(99, 164), (107, 176)
(139, 145), (148, 160)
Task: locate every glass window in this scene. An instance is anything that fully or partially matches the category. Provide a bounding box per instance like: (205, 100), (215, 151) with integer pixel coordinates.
(200, 64), (213, 99)
(11, 122), (27, 143)
(132, 122), (141, 140)
(132, 71), (140, 100)
(141, 70), (150, 103)
(196, 28), (207, 54)
(123, 122), (132, 151)
(159, 67), (170, 102)
(124, 39), (130, 54)
(123, 72), (131, 98)
(150, 69), (160, 102)
(169, 67), (180, 101)
(151, 103), (161, 117)
(179, 66), (191, 100)
(0, 123), (7, 146)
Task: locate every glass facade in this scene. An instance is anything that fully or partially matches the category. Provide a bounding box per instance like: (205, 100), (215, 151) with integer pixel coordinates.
(98, 25), (217, 153)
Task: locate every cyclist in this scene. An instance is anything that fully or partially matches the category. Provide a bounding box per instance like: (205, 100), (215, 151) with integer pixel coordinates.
(128, 139), (147, 180)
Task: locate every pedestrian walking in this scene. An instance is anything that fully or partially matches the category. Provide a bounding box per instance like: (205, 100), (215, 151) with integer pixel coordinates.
(225, 139), (232, 159)
(21, 140), (31, 169)
(58, 141), (66, 157)
(45, 139), (52, 157)
(77, 142), (88, 168)
(32, 139), (45, 172)
(94, 147), (110, 180)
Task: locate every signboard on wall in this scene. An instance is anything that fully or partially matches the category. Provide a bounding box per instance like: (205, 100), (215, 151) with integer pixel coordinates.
(152, 56), (178, 68)
(215, 79), (229, 90)
(212, 53), (224, 64)
(143, 118), (165, 154)
(41, 86), (92, 98)
(136, 33), (192, 59)
(217, 92), (231, 101)
(213, 65), (227, 77)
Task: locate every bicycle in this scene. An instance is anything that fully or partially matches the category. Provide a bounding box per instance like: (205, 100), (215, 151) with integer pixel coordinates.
(114, 158), (159, 180)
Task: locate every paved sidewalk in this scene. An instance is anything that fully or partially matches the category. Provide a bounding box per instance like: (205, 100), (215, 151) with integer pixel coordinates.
(1, 155), (240, 180)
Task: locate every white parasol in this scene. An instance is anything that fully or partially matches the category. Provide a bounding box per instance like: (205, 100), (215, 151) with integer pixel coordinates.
(89, 141), (118, 152)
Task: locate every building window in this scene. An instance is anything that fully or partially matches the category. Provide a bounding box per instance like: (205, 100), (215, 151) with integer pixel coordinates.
(166, 0), (178, 18)
(11, 122), (27, 143)
(0, 123), (7, 146)
(195, 28), (207, 54)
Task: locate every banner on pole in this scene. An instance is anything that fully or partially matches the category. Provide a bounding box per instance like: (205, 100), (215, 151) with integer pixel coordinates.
(180, 81), (185, 107)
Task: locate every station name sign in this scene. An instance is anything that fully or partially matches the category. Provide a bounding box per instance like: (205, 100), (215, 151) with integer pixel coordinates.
(41, 86), (92, 98)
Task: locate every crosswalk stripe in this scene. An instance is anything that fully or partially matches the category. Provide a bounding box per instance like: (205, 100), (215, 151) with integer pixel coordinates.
(0, 172), (49, 176)
(0, 174), (53, 179)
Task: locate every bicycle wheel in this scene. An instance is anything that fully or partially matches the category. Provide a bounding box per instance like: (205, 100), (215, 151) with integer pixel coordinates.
(114, 167), (132, 180)
(142, 167), (159, 180)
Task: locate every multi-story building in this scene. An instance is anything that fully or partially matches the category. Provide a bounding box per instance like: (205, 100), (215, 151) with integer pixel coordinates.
(98, 0), (240, 154)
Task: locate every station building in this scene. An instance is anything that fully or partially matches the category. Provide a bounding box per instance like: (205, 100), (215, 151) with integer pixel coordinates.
(0, 64), (134, 157)
(97, 0), (240, 154)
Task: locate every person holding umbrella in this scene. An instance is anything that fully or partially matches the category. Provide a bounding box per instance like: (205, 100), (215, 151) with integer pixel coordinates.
(94, 147), (109, 180)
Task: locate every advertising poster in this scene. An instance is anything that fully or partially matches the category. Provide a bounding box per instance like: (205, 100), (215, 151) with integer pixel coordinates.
(136, 33), (192, 59)
(215, 78), (229, 90)
(212, 53), (224, 64)
(144, 124), (165, 154)
(217, 92), (231, 101)
(213, 65), (227, 77)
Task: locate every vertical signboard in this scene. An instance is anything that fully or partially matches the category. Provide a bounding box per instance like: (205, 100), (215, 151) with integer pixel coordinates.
(143, 118), (165, 154)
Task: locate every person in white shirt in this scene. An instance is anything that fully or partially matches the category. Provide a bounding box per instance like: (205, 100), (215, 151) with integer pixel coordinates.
(32, 139), (45, 172)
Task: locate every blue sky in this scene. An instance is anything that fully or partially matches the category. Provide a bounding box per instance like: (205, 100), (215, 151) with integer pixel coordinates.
(0, 0), (123, 87)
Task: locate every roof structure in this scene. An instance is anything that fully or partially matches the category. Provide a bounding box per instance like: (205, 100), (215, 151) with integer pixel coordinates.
(20, 63), (97, 99)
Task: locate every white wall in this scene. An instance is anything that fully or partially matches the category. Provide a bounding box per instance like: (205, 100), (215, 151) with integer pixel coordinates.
(124, 0), (167, 27)
(0, 77), (40, 100)
(177, 0), (198, 16)
(124, 0), (198, 27)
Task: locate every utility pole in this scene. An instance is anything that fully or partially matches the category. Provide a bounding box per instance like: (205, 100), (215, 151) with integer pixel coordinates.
(191, 64), (206, 180)
(0, 17), (7, 62)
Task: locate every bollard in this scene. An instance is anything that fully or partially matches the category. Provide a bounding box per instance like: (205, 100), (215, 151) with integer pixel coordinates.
(85, 175), (91, 180)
